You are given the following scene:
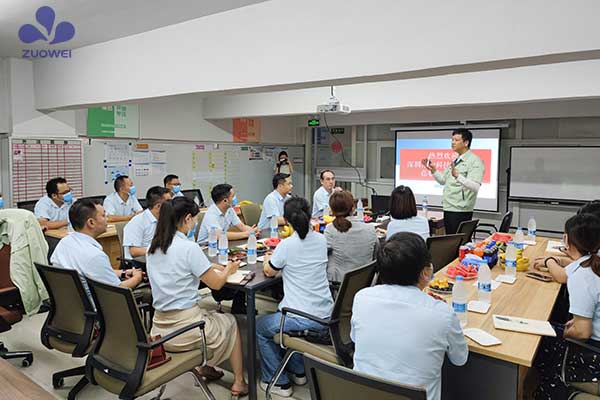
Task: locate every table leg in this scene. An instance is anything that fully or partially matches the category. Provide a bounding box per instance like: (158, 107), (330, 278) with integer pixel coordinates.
(246, 289), (258, 400)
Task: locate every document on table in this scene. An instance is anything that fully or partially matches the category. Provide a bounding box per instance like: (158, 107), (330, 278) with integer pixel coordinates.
(493, 315), (556, 337)
(463, 328), (502, 346)
(226, 270), (251, 284)
(546, 240), (565, 254)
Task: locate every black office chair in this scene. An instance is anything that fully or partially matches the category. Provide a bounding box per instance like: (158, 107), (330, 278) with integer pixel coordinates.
(457, 219), (479, 245)
(427, 234), (464, 273)
(137, 198), (148, 209)
(475, 211), (513, 240)
(17, 200), (37, 212)
(80, 195), (106, 204)
(182, 189), (205, 208)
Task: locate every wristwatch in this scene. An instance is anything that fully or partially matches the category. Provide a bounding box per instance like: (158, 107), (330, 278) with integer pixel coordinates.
(120, 270), (127, 280)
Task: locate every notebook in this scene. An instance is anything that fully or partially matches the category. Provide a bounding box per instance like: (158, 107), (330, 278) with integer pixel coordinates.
(546, 240), (565, 254)
(493, 315), (556, 337)
(463, 328), (502, 346)
(226, 270), (252, 284)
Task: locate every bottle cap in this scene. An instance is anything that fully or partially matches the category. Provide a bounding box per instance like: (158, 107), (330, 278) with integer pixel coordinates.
(456, 276), (463, 281)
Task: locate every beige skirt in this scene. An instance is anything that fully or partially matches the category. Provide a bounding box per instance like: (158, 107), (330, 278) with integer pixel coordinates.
(151, 303), (237, 366)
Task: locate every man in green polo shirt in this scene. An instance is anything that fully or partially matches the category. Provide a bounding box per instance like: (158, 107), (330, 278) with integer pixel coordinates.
(421, 128), (485, 234)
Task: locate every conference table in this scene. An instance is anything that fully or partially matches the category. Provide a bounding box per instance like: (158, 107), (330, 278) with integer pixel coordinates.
(0, 357), (55, 399)
(438, 236), (562, 400)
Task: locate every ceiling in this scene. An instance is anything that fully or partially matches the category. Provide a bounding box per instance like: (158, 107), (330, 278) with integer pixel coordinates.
(0, 0), (269, 57)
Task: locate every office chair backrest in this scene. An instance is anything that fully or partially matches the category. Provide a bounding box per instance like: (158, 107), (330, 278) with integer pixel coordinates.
(182, 189), (204, 207)
(195, 212), (205, 241)
(426, 234), (464, 273)
(138, 198), (148, 209)
(16, 200), (37, 212)
(330, 260), (377, 367)
(80, 195), (106, 204)
(304, 353), (427, 400)
(114, 221), (128, 261)
(240, 203), (261, 227)
(457, 219), (479, 245)
(86, 278), (148, 396)
(498, 211), (513, 233)
(35, 262), (96, 357)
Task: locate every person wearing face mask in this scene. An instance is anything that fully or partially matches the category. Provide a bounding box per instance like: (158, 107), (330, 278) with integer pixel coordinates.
(197, 184), (259, 244)
(274, 151), (294, 176)
(350, 232), (468, 400)
(312, 169), (342, 218)
(0, 193), (4, 209)
(34, 177), (75, 229)
(103, 175), (143, 223)
(164, 174), (184, 198)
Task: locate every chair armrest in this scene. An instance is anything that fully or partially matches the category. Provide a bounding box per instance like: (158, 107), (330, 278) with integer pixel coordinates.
(278, 307), (337, 350)
(565, 337), (600, 354)
(138, 321), (206, 350)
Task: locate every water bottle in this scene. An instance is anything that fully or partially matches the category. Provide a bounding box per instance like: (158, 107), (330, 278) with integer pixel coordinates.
(208, 226), (218, 257)
(67, 221), (74, 232)
(422, 196), (429, 218)
(505, 241), (517, 277)
(218, 233), (228, 265)
(356, 198), (364, 222)
(514, 227), (525, 250)
(527, 217), (537, 242)
(270, 215), (279, 238)
(247, 231), (257, 264)
(452, 276), (468, 328)
(477, 261), (492, 304)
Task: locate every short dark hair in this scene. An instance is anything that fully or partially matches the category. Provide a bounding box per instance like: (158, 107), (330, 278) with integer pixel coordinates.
(579, 200), (600, 220)
(278, 151), (288, 159)
(163, 174), (179, 186)
(211, 184), (233, 203)
(146, 186), (170, 209)
(389, 185), (417, 220)
(319, 169), (335, 180)
(452, 128), (473, 148)
(46, 177), (67, 196)
(377, 232), (431, 285)
(69, 198), (100, 231)
(113, 175), (129, 192)
(272, 173), (290, 189)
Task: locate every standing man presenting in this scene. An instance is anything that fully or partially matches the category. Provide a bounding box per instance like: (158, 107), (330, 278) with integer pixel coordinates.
(421, 128), (484, 234)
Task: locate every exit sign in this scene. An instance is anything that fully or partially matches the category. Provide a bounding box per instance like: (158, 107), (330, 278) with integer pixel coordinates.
(330, 127), (345, 134)
(308, 118), (320, 127)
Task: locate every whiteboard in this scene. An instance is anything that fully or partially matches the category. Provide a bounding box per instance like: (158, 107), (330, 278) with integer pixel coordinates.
(83, 139), (304, 205)
(509, 146), (600, 203)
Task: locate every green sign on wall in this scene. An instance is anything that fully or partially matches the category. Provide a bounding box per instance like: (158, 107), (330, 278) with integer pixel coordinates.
(87, 105), (139, 138)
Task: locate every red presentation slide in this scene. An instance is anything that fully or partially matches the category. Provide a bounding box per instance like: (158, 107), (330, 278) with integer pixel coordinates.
(398, 149), (492, 183)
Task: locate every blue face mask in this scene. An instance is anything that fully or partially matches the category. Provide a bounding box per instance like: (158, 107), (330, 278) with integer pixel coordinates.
(232, 196), (239, 207)
(173, 185), (181, 194)
(62, 192), (73, 204)
(0, 197), (4, 209)
(187, 223), (197, 239)
(129, 186), (136, 196)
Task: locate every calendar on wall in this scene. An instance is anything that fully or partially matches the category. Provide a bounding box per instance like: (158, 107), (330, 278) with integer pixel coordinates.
(11, 138), (84, 203)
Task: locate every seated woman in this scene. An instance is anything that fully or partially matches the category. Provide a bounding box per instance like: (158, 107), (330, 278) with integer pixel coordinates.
(351, 232), (468, 400)
(324, 190), (378, 283)
(146, 197), (247, 397)
(535, 213), (600, 399)
(385, 185), (430, 241)
(259, 197), (334, 397)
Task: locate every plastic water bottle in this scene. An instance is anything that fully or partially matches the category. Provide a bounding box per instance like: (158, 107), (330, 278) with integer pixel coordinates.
(514, 227), (525, 250)
(218, 233), (228, 265)
(422, 196), (429, 218)
(527, 217), (537, 242)
(270, 215), (279, 238)
(452, 276), (468, 328)
(67, 221), (74, 232)
(356, 198), (364, 222)
(477, 261), (492, 304)
(208, 226), (218, 257)
(505, 241), (517, 278)
(247, 231), (257, 264)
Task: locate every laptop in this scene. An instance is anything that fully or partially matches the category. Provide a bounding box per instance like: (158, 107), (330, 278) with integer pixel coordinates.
(371, 195), (390, 217)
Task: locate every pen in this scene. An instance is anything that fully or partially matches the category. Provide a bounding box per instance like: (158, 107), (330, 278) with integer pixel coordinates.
(496, 316), (528, 325)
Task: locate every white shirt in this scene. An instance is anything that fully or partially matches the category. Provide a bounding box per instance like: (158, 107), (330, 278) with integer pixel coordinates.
(386, 216), (430, 241)
(34, 195), (71, 222)
(351, 285), (468, 400)
(258, 190), (289, 230)
(566, 255), (600, 340)
(312, 186), (332, 218)
(103, 192), (142, 217)
(197, 204), (241, 244)
(122, 209), (157, 259)
(269, 230), (334, 318)
(147, 231), (212, 311)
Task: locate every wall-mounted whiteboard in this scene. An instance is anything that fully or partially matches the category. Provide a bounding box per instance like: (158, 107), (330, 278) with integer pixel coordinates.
(509, 146), (600, 203)
(83, 139), (304, 205)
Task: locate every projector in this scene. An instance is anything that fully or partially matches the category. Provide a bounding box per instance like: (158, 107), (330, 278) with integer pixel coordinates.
(317, 96), (351, 115)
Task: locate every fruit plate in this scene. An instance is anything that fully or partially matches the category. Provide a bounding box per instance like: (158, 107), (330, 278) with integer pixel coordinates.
(428, 282), (454, 294)
(445, 265), (478, 280)
(491, 232), (513, 243)
(264, 237), (282, 248)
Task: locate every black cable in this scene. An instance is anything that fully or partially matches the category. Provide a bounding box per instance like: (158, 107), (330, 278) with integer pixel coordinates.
(321, 112), (377, 195)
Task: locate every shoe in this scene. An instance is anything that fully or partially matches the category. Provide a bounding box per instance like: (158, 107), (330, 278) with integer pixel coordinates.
(260, 381), (293, 397)
(290, 373), (307, 386)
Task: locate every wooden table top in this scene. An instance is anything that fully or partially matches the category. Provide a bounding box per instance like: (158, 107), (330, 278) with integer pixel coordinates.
(0, 358), (55, 400)
(45, 224), (118, 239)
(434, 236), (561, 367)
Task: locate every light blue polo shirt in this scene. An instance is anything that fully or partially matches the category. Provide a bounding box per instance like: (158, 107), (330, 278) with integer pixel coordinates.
(566, 255), (600, 341)
(34, 195), (72, 222)
(146, 231), (212, 311)
(258, 190), (289, 230)
(103, 192), (142, 217)
(351, 285), (468, 400)
(269, 230), (333, 318)
(50, 231), (120, 301)
(312, 186), (332, 218)
(123, 209), (157, 259)
(197, 204), (241, 244)
(386, 216), (430, 241)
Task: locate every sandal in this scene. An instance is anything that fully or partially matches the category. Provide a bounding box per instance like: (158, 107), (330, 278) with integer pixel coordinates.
(192, 365), (225, 382)
(230, 382), (249, 399)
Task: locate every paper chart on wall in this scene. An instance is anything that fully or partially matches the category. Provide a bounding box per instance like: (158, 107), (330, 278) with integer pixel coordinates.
(104, 142), (131, 165)
(151, 150), (167, 163)
(134, 164), (150, 177)
(132, 150), (150, 164)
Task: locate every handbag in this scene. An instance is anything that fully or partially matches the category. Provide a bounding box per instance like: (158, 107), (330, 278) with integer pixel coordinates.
(147, 335), (172, 370)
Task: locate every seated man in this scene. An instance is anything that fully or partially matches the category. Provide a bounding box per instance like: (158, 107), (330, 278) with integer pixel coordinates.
(34, 177), (74, 229)
(123, 186), (171, 260)
(197, 184), (259, 244)
(164, 174), (184, 198)
(257, 173), (293, 230)
(50, 199), (143, 300)
(351, 232), (468, 400)
(103, 175), (142, 223)
(312, 169), (342, 218)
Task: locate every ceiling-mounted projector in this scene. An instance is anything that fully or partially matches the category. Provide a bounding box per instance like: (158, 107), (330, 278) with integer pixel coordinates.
(317, 91), (351, 115)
